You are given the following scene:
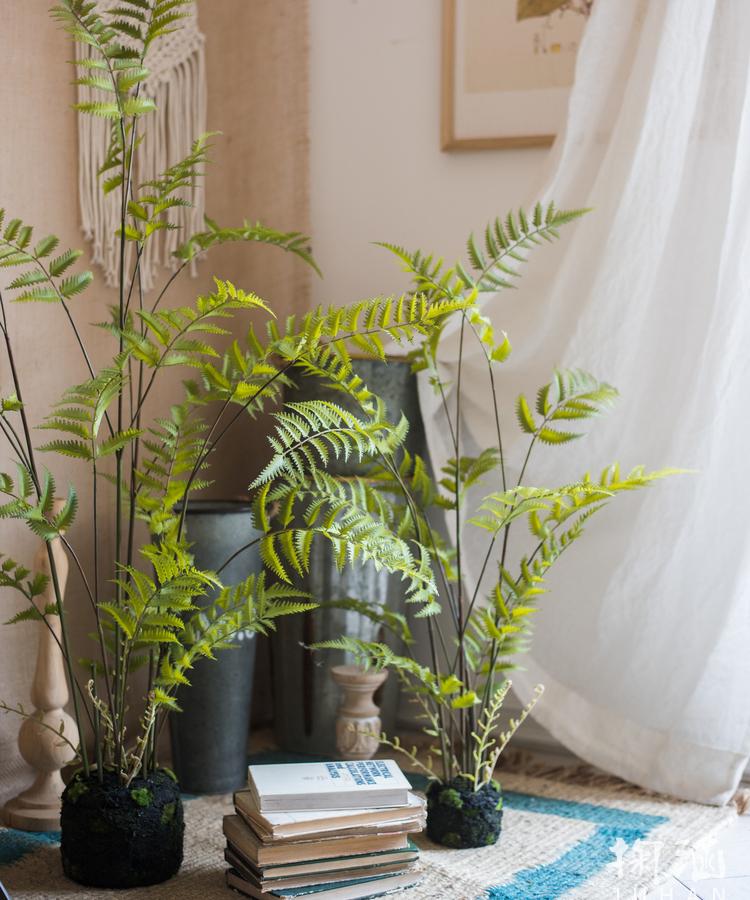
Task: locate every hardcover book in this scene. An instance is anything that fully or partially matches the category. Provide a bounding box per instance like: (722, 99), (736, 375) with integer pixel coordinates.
(225, 867), (422, 899)
(224, 840), (419, 882)
(247, 760), (411, 812)
(225, 847), (419, 892)
(222, 816), (410, 867)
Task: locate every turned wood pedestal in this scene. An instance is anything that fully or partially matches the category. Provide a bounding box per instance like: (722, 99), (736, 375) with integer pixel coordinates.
(4, 504), (79, 831)
(331, 664), (388, 760)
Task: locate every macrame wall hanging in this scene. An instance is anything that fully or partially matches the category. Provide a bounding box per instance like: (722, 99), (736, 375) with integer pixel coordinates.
(76, 1), (207, 292)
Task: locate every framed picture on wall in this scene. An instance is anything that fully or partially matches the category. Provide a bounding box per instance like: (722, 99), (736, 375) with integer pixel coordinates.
(441, 0), (594, 150)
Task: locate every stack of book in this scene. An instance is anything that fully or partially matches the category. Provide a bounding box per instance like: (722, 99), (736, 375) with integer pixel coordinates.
(223, 759), (425, 899)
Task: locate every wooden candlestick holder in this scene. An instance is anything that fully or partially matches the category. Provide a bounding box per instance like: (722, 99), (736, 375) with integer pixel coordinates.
(331, 664), (388, 760)
(3, 502), (79, 831)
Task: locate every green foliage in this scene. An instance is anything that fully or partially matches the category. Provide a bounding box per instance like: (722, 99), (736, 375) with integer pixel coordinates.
(133, 401), (209, 536)
(38, 368), (131, 462)
(0, 466), (78, 544)
(254, 401), (398, 486)
(0, 562), (48, 601)
(176, 218), (321, 276)
(0, 209), (93, 304)
(284, 213), (681, 792)
(116, 278), (270, 368)
(440, 449), (503, 508)
(379, 204), (587, 300)
(66, 779), (89, 803)
(265, 292), (472, 368)
(317, 598), (413, 646)
(156, 570), (315, 711)
(255, 497), (437, 612)
(315, 637), (442, 699)
(126, 133), (213, 239)
(515, 369), (618, 444)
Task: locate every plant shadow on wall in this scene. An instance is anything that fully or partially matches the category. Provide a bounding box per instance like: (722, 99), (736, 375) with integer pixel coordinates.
(0, 0), (466, 889)
(254, 212), (684, 850)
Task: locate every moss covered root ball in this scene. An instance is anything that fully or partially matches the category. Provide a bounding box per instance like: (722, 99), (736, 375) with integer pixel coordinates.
(60, 769), (184, 888)
(426, 776), (503, 849)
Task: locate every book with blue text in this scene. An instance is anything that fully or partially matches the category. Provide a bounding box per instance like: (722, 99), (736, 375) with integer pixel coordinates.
(247, 760), (411, 812)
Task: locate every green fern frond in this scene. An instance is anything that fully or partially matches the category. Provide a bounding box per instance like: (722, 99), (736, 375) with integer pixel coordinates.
(253, 401), (395, 488)
(516, 369), (619, 443)
(0, 209), (92, 305)
(377, 203), (588, 302)
(175, 218), (321, 276)
(0, 554), (49, 603)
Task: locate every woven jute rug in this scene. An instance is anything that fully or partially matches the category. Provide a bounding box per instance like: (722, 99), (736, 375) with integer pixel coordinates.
(0, 771), (737, 899)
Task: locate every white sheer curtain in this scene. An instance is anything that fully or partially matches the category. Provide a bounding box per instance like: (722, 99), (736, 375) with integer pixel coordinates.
(421, 0), (750, 805)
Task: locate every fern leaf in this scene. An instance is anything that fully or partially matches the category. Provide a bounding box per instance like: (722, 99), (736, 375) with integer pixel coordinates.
(516, 395), (536, 434)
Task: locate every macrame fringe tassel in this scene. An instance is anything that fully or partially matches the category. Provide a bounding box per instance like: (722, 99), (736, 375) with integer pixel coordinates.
(76, 35), (207, 293)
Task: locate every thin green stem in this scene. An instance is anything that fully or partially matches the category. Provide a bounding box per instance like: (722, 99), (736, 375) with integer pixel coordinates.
(126, 262), (145, 572)
(150, 260), (190, 314)
(91, 666), (104, 783)
(0, 417), (32, 471)
(114, 105), (140, 775)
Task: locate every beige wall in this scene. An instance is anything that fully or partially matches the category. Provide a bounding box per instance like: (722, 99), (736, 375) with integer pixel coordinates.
(308, 0), (546, 306)
(0, 0), (309, 799)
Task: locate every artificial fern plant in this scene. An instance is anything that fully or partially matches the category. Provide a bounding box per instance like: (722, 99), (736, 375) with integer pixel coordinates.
(0, 0), (467, 787)
(253, 205), (681, 797)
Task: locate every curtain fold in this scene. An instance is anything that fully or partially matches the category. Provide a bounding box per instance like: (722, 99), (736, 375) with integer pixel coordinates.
(421, 0), (750, 804)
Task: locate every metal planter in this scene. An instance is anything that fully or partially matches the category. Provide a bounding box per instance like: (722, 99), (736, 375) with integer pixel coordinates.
(169, 500), (261, 793)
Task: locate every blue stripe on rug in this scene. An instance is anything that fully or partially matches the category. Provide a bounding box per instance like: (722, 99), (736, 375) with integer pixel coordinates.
(0, 830), (59, 866)
(488, 792), (668, 899)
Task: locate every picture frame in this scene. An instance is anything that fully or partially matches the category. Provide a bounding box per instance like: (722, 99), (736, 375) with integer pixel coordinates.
(441, 0), (593, 151)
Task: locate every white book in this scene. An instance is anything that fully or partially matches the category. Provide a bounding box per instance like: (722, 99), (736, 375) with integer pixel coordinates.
(247, 761), (411, 812)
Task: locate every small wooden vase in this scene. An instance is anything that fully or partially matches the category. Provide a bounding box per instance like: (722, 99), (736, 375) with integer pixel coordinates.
(4, 502), (79, 831)
(331, 665), (388, 760)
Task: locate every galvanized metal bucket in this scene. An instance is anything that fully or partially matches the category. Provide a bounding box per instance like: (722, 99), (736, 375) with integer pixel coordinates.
(169, 500), (261, 793)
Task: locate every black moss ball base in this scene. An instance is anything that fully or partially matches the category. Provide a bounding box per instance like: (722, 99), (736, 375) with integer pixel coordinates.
(60, 769), (184, 888)
(426, 776), (503, 849)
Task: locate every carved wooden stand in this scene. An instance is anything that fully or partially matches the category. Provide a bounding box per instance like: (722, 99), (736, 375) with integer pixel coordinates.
(331, 665), (388, 760)
(3, 504), (79, 831)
